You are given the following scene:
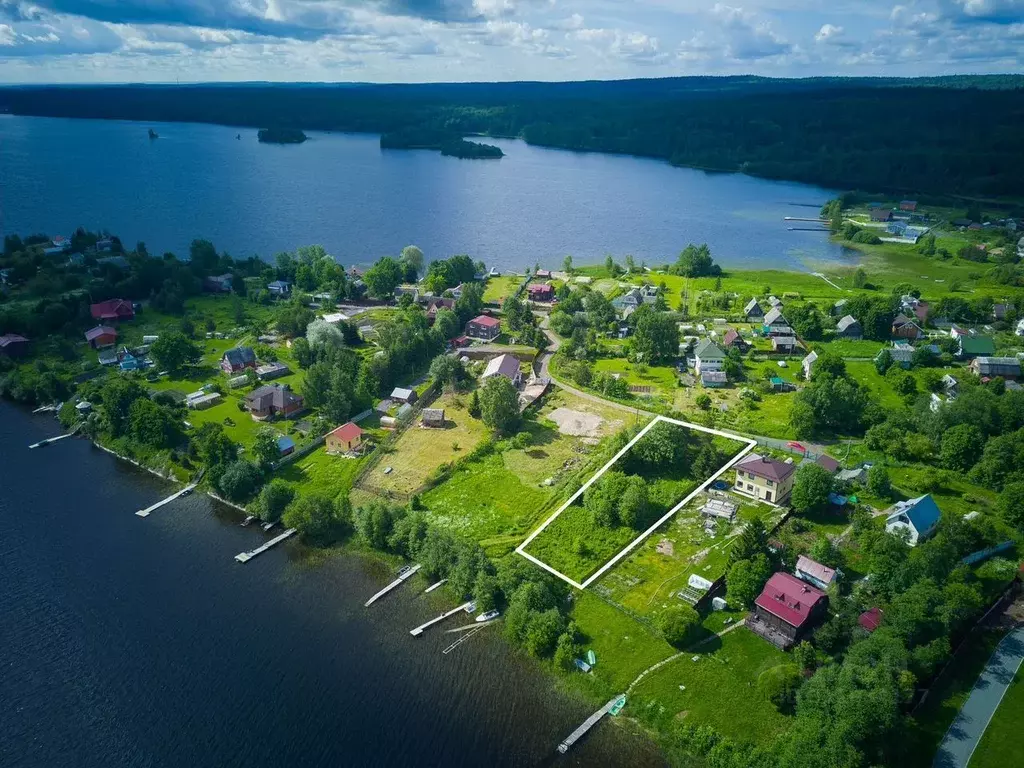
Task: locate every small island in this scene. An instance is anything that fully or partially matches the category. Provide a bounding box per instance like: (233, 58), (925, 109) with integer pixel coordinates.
(381, 128), (503, 159)
(257, 127), (307, 144)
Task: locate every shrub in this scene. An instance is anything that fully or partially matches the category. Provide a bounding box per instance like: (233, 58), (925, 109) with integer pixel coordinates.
(757, 664), (803, 713)
(657, 604), (701, 647)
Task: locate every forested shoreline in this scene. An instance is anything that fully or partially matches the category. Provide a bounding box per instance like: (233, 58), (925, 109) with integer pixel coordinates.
(2, 77), (1023, 198)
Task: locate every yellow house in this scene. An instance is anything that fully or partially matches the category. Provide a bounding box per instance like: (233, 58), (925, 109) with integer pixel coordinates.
(733, 453), (796, 504)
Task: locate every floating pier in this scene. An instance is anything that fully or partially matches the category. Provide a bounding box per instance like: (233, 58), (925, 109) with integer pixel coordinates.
(136, 483), (197, 517)
(410, 601), (473, 637)
(234, 528), (297, 563)
(557, 695), (624, 754)
(441, 622), (494, 654)
(423, 579), (447, 594)
(783, 216), (828, 223)
(364, 564), (421, 607)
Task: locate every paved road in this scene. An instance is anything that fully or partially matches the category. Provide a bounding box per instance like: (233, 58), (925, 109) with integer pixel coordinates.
(933, 626), (1024, 768)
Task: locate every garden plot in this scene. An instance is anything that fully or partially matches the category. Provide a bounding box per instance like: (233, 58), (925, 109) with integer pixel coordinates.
(518, 416), (755, 589)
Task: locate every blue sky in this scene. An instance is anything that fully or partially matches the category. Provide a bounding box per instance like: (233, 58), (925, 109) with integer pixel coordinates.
(0, 1), (1021, 83)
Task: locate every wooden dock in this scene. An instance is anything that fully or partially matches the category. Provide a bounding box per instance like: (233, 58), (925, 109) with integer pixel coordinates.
(234, 528), (297, 563)
(28, 423), (81, 449)
(557, 696), (624, 754)
(441, 622), (493, 655)
(410, 602), (473, 637)
(783, 216), (828, 223)
(364, 564), (421, 607)
(423, 579), (447, 594)
(136, 483), (197, 517)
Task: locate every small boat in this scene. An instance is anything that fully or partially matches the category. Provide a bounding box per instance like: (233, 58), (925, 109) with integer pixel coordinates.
(181, 488), (192, 496)
(609, 695), (626, 716)
(476, 609), (500, 623)
(464, 601), (477, 614)
(586, 650), (597, 666)
(574, 658), (592, 673)
(262, 520), (277, 532)
(397, 565), (412, 577)
(240, 515), (256, 527)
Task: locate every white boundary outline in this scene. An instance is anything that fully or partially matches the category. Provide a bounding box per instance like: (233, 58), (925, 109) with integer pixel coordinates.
(515, 415), (758, 590)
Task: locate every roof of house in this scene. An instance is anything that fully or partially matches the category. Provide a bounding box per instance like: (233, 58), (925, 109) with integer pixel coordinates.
(796, 555), (838, 586)
(836, 315), (860, 332)
(870, 208), (893, 220)
(736, 453), (796, 483)
(277, 435), (296, 451)
(528, 283), (554, 293)
(90, 298), (133, 319)
(744, 298), (762, 314)
(701, 370), (728, 383)
(329, 422), (362, 442)
(974, 356), (1021, 368)
(773, 336), (797, 347)
(469, 314), (500, 328)
(816, 454), (840, 473)
(246, 384), (302, 409)
(483, 353), (521, 380)
(754, 572), (827, 629)
(268, 280), (290, 289)
(892, 314), (920, 329)
(391, 387), (415, 400)
(694, 339), (726, 359)
(960, 336), (996, 355)
(881, 347), (915, 363)
(422, 408), (445, 422)
(887, 494), (942, 534)
(764, 307), (786, 325)
(803, 350), (818, 367)
(859, 607), (883, 632)
(0, 333), (29, 347)
(723, 329), (742, 347)
(837, 467), (867, 482)
(85, 325), (117, 341)
(222, 346), (256, 367)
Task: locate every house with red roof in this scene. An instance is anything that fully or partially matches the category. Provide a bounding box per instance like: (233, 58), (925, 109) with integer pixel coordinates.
(85, 325), (118, 348)
(465, 314), (501, 341)
(325, 422), (363, 454)
(748, 572), (829, 649)
(721, 328), (748, 352)
(795, 554), (839, 590)
(90, 298), (135, 322)
(859, 607), (883, 633)
(0, 333), (29, 357)
(733, 453), (796, 504)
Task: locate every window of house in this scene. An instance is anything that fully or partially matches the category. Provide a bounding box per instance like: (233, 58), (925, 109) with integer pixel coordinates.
(747, 483), (753, 491)
(767, 479), (774, 487)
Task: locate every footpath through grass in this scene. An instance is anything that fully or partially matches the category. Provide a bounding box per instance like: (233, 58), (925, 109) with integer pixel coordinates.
(969, 665), (1024, 768)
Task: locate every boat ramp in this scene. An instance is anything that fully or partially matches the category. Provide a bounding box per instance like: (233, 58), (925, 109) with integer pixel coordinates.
(557, 695), (625, 754)
(364, 564), (421, 607)
(234, 528), (297, 563)
(136, 483), (197, 517)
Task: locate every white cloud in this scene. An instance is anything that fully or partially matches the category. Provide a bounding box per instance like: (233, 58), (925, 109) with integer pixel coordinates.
(569, 26), (667, 63)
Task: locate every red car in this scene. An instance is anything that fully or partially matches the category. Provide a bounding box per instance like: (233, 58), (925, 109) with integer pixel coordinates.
(787, 441), (806, 453)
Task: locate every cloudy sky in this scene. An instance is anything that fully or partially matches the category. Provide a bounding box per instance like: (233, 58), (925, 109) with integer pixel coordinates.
(0, 1), (1021, 83)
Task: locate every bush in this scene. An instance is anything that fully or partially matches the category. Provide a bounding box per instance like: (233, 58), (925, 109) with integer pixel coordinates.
(757, 664), (803, 713)
(657, 604), (701, 647)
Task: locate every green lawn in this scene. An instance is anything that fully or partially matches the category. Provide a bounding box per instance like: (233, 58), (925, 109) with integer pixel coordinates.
(628, 626), (792, 743)
(359, 391), (488, 496)
(483, 275), (523, 304)
(276, 446), (367, 502)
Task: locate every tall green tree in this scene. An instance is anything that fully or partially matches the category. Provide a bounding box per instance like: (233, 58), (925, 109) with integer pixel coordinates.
(479, 375), (520, 435)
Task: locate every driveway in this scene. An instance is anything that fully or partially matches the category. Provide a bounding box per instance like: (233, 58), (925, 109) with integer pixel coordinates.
(933, 625), (1024, 768)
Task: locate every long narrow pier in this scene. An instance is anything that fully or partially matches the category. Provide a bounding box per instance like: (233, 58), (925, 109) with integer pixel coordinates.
(557, 696), (624, 754)
(364, 564), (421, 607)
(783, 216), (828, 223)
(234, 528), (297, 563)
(28, 424), (81, 449)
(410, 602), (473, 637)
(423, 579), (447, 594)
(136, 483), (197, 517)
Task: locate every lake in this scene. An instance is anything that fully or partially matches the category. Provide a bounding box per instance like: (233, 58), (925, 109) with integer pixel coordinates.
(0, 114), (851, 272)
(0, 405), (664, 768)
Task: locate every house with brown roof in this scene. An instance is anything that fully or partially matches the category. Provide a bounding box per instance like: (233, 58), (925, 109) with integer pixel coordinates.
(772, 336), (798, 354)
(421, 408), (446, 428)
(733, 453), (796, 504)
(836, 315), (862, 339)
(815, 454), (840, 474)
(465, 314), (501, 341)
(870, 208), (893, 222)
(722, 329), (748, 352)
(892, 315), (924, 340)
(85, 325), (118, 348)
(900, 200), (918, 212)
(221, 346), (257, 374)
(748, 572), (829, 649)
(0, 333), (29, 357)
(527, 283), (555, 302)
(245, 384), (304, 420)
(326, 422), (363, 454)
(90, 298), (135, 322)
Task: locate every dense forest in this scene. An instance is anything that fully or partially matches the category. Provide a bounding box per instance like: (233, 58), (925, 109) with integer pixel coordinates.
(2, 77), (1022, 198)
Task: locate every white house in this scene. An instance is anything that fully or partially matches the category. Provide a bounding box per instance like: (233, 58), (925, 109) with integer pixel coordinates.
(802, 350), (818, 379)
(885, 495), (942, 546)
(693, 339), (726, 374)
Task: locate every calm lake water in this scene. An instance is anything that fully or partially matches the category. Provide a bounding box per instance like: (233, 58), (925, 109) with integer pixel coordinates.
(0, 114), (850, 272)
(0, 405), (664, 768)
